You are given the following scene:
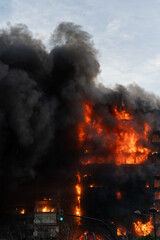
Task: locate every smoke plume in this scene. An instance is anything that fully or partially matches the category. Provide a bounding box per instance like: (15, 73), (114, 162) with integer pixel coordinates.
(0, 22), (159, 227)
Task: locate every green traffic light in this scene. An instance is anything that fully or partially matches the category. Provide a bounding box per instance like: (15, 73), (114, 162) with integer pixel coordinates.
(59, 209), (64, 221)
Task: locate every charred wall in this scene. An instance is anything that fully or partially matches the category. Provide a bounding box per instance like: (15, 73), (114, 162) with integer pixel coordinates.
(80, 164), (155, 225)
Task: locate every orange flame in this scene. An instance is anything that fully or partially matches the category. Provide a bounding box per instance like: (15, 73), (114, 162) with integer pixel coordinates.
(78, 103), (151, 165)
(83, 174), (88, 178)
(89, 184), (103, 188)
(78, 102), (92, 144)
(20, 209), (25, 214)
(133, 217), (153, 236)
(16, 208), (25, 214)
(76, 184), (81, 195)
(115, 119), (151, 165)
(75, 172), (81, 223)
(114, 107), (132, 120)
(41, 206), (55, 212)
(117, 227), (126, 236)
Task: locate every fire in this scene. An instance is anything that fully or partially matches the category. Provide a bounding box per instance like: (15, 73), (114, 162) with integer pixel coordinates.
(78, 102), (151, 165)
(76, 185), (81, 196)
(42, 206), (50, 212)
(75, 172), (81, 218)
(83, 174), (88, 178)
(133, 217), (153, 236)
(114, 107), (132, 120)
(78, 102), (111, 164)
(115, 119), (151, 165)
(20, 209), (25, 214)
(152, 152), (158, 155)
(16, 208), (25, 214)
(76, 102), (152, 229)
(78, 102), (92, 144)
(89, 184), (103, 188)
(41, 206), (55, 212)
(76, 206), (81, 216)
(117, 227), (126, 236)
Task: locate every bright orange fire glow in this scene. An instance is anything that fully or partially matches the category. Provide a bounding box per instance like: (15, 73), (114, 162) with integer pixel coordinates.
(133, 217), (153, 236)
(76, 185), (81, 195)
(117, 227), (126, 236)
(114, 107), (132, 120)
(115, 120), (151, 165)
(16, 208), (25, 214)
(78, 103), (151, 165)
(75, 172), (81, 219)
(41, 206), (55, 212)
(89, 184), (103, 188)
(76, 206), (81, 216)
(83, 174), (88, 178)
(20, 209), (25, 214)
(78, 102), (92, 145)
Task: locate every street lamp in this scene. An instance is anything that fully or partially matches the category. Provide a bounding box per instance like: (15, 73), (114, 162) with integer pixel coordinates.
(134, 210), (141, 215)
(149, 207), (157, 240)
(134, 207), (157, 240)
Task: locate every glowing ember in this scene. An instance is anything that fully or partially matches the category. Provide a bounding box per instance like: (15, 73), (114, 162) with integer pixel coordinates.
(152, 152), (158, 155)
(89, 184), (103, 188)
(116, 192), (122, 200)
(83, 174), (88, 178)
(133, 217), (153, 236)
(117, 227), (126, 236)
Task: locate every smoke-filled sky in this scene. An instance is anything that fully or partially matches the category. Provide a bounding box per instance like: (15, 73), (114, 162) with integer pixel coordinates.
(0, 1), (160, 225)
(1, 0), (160, 96)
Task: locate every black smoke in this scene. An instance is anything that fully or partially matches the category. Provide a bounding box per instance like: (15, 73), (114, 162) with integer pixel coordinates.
(0, 22), (159, 228)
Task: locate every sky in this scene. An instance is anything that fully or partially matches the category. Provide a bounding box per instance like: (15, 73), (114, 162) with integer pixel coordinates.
(1, 0), (160, 96)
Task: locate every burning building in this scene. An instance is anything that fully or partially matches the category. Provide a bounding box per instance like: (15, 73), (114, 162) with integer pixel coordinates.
(0, 22), (160, 239)
(1, 191), (60, 240)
